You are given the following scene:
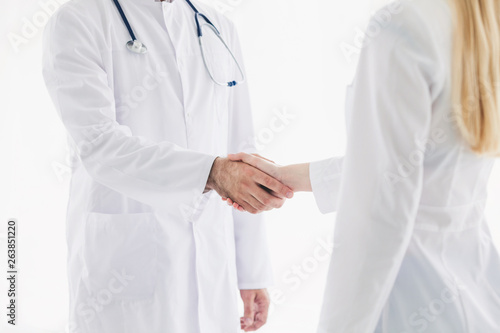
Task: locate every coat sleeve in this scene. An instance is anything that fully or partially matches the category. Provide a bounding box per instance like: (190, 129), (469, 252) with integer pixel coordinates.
(42, 7), (216, 210)
(226, 22), (274, 289)
(317, 11), (434, 333)
(310, 157), (344, 214)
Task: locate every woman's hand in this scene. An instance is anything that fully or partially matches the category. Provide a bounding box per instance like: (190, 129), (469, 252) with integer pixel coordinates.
(229, 153), (284, 183)
(223, 153), (312, 211)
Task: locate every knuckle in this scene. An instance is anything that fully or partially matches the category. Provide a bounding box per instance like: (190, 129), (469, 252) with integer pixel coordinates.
(267, 197), (279, 208)
(242, 166), (252, 176)
(263, 177), (273, 188)
(279, 185), (288, 195)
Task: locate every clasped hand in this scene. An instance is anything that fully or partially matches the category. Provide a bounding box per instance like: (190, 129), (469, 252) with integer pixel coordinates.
(207, 153), (309, 213)
(206, 155), (293, 214)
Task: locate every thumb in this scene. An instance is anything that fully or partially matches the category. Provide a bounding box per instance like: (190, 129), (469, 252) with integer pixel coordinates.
(251, 153), (275, 164)
(228, 152), (247, 161)
(243, 294), (256, 326)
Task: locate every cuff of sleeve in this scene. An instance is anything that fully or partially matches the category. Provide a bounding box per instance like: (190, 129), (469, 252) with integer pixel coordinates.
(310, 158), (343, 214)
(177, 154), (218, 223)
(196, 154), (218, 195)
(238, 281), (274, 290)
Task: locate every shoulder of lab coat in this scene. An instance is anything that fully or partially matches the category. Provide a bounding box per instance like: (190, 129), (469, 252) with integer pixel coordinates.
(310, 157), (344, 214)
(42, 2), (217, 211)
(223, 20), (274, 289)
(317, 1), (443, 332)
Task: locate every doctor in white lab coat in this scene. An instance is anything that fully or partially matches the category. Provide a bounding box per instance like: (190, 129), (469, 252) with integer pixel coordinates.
(229, 0), (500, 332)
(42, 0), (293, 332)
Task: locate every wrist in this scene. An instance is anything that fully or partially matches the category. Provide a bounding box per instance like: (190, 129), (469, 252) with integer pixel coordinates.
(280, 165), (294, 190)
(206, 157), (223, 191)
(282, 163), (311, 192)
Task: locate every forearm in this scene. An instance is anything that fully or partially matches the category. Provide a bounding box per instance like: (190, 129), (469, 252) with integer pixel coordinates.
(281, 163), (312, 192)
(64, 121), (217, 208)
(205, 157), (221, 192)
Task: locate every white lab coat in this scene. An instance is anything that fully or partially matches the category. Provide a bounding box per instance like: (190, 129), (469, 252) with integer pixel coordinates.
(310, 0), (500, 332)
(42, 0), (273, 332)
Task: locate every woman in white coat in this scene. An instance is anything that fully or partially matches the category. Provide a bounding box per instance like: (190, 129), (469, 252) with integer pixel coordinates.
(229, 0), (500, 331)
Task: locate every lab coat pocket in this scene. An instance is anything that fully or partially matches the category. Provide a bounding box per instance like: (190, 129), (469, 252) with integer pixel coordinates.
(83, 212), (159, 301)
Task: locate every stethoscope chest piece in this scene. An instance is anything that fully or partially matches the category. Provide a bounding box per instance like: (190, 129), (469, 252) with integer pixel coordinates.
(127, 40), (148, 54)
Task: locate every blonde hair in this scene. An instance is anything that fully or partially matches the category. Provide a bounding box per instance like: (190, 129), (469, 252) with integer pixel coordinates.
(450, 0), (500, 155)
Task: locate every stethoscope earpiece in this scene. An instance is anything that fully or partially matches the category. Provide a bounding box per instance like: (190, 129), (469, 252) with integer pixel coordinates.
(126, 40), (148, 54)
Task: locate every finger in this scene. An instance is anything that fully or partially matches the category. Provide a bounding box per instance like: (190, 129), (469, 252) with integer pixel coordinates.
(251, 153), (275, 164)
(225, 198), (244, 211)
(250, 186), (285, 210)
(232, 154), (282, 181)
(258, 184), (283, 199)
(233, 202), (244, 211)
(243, 315), (262, 331)
(241, 154), (273, 175)
(246, 194), (269, 213)
(230, 153), (271, 175)
(253, 171), (293, 200)
(238, 199), (260, 214)
(242, 293), (256, 329)
(253, 298), (270, 330)
(240, 317), (254, 331)
(227, 152), (250, 161)
(240, 317), (248, 330)
(252, 312), (266, 330)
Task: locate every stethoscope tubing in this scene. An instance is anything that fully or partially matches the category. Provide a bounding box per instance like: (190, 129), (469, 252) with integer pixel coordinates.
(112, 0), (137, 42)
(112, 0), (245, 87)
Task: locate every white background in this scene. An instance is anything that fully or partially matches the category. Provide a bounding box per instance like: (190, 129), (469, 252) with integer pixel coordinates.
(1, 0), (500, 332)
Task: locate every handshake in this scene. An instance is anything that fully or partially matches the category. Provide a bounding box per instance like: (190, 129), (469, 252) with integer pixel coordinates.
(206, 152), (311, 214)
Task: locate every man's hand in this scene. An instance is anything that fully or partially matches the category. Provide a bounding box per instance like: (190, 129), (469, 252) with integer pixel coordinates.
(240, 289), (270, 332)
(223, 153), (311, 211)
(206, 157), (293, 214)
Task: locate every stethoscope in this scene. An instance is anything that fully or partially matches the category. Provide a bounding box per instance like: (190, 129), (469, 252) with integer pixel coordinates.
(112, 0), (245, 87)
